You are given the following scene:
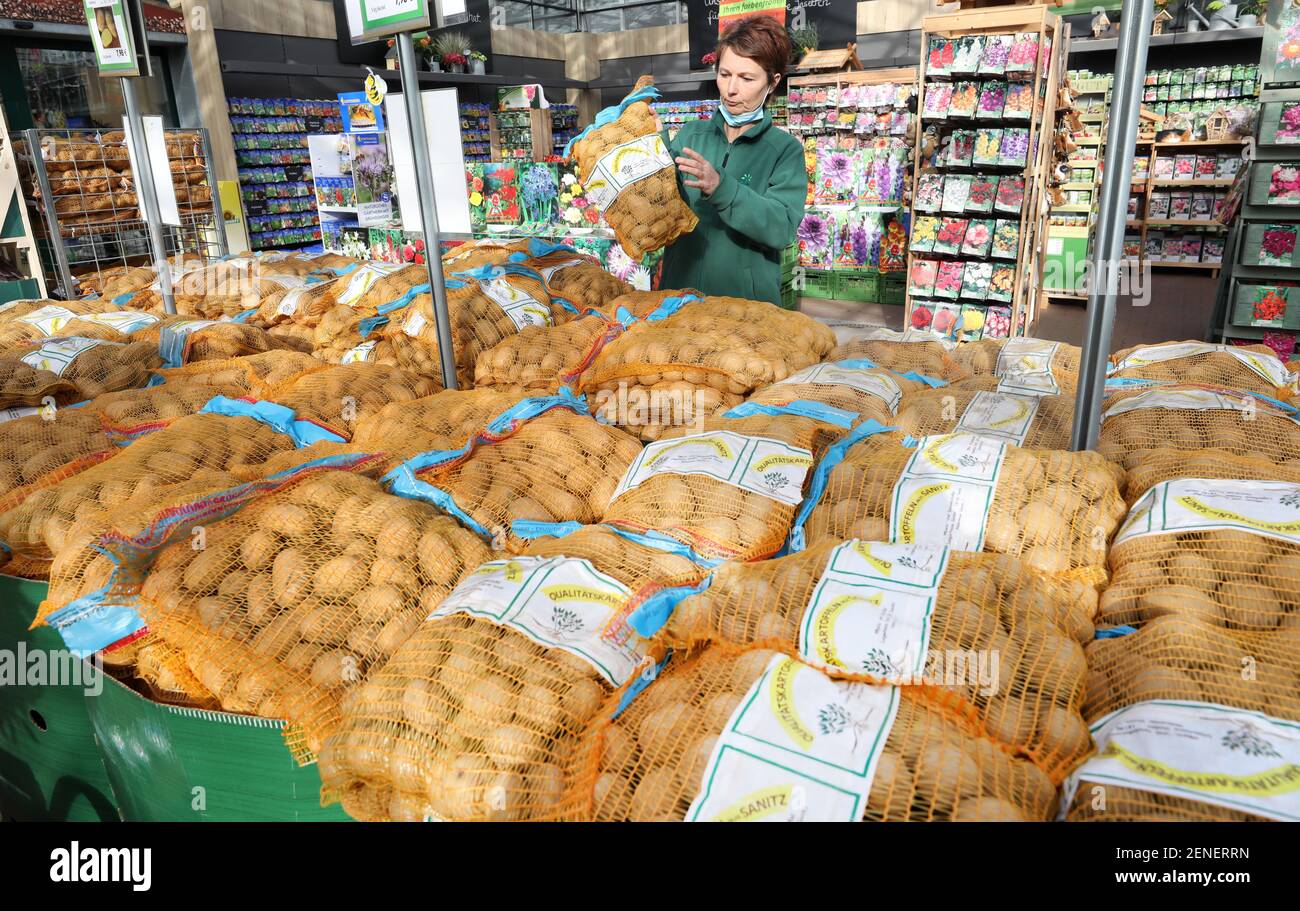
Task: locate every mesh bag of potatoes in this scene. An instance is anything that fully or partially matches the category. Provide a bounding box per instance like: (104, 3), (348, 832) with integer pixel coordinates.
(135, 469), (492, 761)
(581, 297), (837, 441)
(0, 298), (123, 322)
(133, 315), (286, 367)
(130, 637), (220, 709)
(1097, 383), (1300, 469)
(350, 388), (528, 465)
(893, 376), (1076, 449)
(1096, 451), (1300, 633)
(126, 261), (278, 319)
(270, 363), (439, 441)
(579, 645), (1061, 821)
(474, 316), (622, 394)
(0, 304), (146, 352)
(1108, 340), (1298, 398)
(514, 246), (633, 322)
(789, 424), (1126, 583)
(265, 322), (317, 355)
(253, 278), (340, 328)
(650, 540), (1094, 782)
(0, 409), (117, 510)
(601, 413), (820, 562)
(829, 333), (970, 384)
(1, 337), (161, 404)
(585, 289), (703, 324)
(330, 261), (422, 314)
(150, 349), (325, 400)
(566, 79), (698, 261)
(441, 237), (532, 271)
(384, 393), (643, 552)
(317, 337), (406, 369)
(316, 526), (710, 822)
(744, 360), (944, 431)
(952, 338), (1081, 396)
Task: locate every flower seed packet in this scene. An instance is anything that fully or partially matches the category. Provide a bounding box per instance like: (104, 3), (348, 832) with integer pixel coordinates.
(998, 128), (1030, 167)
(976, 81), (1007, 119)
(988, 265), (1015, 302)
(942, 175), (972, 212)
(1216, 154), (1242, 179)
(1003, 82), (1034, 119)
(1182, 234), (1204, 263)
(973, 128), (1004, 166)
(949, 82), (979, 118)
(915, 173), (946, 212)
(957, 303), (987, 341)
(1202, 236), (1226, 263)
(1162, 235), (1183, 262)
(991, 219), (1020, 259)
(983, 305), (1012, 339)
(1195, 156), (1218, 179)
(979, 35), (1013, 75)
(928, 36), (956, 77)
(909, 258), (938, 297)
(952, 35), (985, 76)
(1148, 192), (1171, 220)
(995, 175), (1026, 212)
(923, 83), (954, 119)
(1007, 33), (1039, 75)
(966, 176), (997, 213)
(1174, 154), (1197, 178)
(934, 260), (966, 299)
(960, 219), (995, 257)
(1191, 192), (1215, 220)
(931, 302), (963, 339)
(1169, 192), (1192, 219)
(1152, 156), (1175, 179)
(1144, 232), (1166, 260)
(910, 215), (940, 253)
(948, 130), (976, 167)
(934, 217), (970, 255)
(961, 261), (993, 300)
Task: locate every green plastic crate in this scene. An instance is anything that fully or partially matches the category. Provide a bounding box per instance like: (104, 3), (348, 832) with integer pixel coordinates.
(833, 269), (881, 303)
(881, 273), (907, 306)
(801, 268), (836, 299)
(1230, 281), (1300, 329)
(779, 281), (798, 311)
(781, 243), (798, 274)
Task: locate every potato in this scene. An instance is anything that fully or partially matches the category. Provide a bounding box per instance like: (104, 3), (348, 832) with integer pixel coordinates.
(636, 700), (691, 750)
(258, 501), (316, 537)
(953, 797), (1027, 822)
(628, 766), (681, 821)
(240, 528), (281, 571)
(314, 554), (368, 599)
(271, 547), (311, 606)
(913, 743), (983, 808)
(1216, 579), (1283, 629)
(1138, 584), (1223, 625)
(354, 584), (406, 624)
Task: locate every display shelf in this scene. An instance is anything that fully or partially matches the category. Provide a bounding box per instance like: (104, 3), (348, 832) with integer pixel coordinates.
(1149, 179), (1236, 187)
(1146, 219), (1230, 229)
(1147, 260), (1224, 269)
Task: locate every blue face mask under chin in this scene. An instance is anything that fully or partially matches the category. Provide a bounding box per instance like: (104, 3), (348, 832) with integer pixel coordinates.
(719, 85), (772, 127)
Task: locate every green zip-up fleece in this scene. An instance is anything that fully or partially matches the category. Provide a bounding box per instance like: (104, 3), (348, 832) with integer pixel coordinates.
(659, 107), (807, 307)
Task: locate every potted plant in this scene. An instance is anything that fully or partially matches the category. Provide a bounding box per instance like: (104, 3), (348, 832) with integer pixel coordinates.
(436, 32), (470, 73)
(468, 50), (486, 75)
(1238, 0), (1263, 27)
(787, 24), (819, 65)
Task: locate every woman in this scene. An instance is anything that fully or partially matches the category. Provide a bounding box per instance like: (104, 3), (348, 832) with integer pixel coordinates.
(659, 16), (807, 308)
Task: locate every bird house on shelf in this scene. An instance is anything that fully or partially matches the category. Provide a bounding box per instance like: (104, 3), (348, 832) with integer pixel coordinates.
(1204, 109), (1233, 142)
(1138, 108), (1163, 142)
(1153, 9), (1173, 35)
(1090, 10), (1112, 38)
(793, 44), (862, 75)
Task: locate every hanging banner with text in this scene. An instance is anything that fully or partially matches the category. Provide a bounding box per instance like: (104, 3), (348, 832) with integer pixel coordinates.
(686, 0), (858, 71)
(718, 0), (786, 33)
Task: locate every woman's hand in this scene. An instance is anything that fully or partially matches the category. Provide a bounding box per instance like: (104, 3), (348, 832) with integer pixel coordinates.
(676, 147), (721, 197)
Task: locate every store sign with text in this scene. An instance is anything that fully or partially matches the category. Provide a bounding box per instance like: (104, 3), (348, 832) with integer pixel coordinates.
(344, 0), (439, 44)
(83, 0), (147, 77)
(686, 0), (857, 70)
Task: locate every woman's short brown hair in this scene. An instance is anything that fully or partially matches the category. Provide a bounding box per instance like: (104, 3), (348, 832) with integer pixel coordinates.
(715, 15), (792, 83)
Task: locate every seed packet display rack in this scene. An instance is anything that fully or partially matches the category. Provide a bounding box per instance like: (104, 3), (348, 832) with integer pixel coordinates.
(17, 127), (227, 300)
(906, 4), (1064, 339)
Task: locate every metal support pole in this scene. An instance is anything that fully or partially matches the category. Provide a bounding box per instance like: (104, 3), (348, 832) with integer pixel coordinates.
(1070, 0), (1152, 451)
(122, 77), (177, 314)
(201, 128), (230, 257)
(397, 32), (458, 390)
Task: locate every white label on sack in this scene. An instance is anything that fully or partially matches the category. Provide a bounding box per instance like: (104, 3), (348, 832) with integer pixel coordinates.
(1062, 700), (1300, 822)
(685, 655), (901, 823)
(75, 311), (160, 333)
(19, 337), (108, 377)
(337, 262), (404, 308)
(256, 251), (294, 263)
(477, 278), (553, 331)
(537, 259), (587, 284)
(341, 340), (378, 364)
(0, 299), (39, 315)
(1115, 478), (1300, 549)
(776, 363), (904, 414)
(889, 434), (1007, 552)
(15, 305), (76, 335)
(276, 287), (312, 317)
(799, 541), (950, 681)
(260, 274), (308, 291)
(0, 405), (49, 423)
(612, 431), (815, 507)
(1100, 386), (1283, 422)
(583, 134), (675, 215)
(995, 338), (1061, 396)
(403, 309), (428, 338)
(846, 328), (955, 349)
(427, 556), (647, 688)
(1112, 342), (1295, 391)
(956, 391), (1042, 445)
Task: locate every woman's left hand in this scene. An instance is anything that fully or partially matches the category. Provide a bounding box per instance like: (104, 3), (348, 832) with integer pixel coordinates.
(676, 147), (721, 197)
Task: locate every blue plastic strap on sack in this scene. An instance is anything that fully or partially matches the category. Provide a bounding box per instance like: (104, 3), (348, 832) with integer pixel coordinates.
(897, 370), (947, 389)
(44, 586), (147, 658)
(385, 465), (494, 540)
(199, 395), (347, 447)
(331, 262), (361, 276)
(1104, 377), (1162, 388)
(377, 283), (430, 316)
(828, 358), (946, 389)
(111, 292), (134, 307)
(445, 277), (466, 290)
(721, 399), (857, 429)
(158, 327), (189, 370)
(563, 85), (661, 158)
(144, 372), (167, 388)
(551, 296), (580, 317)
(228, 308), (259, 324)
(612, 654), (673, 721)
(358, 315), (390, 338)
(604, 525), (724, 568)
(1095, 625), (1137, 639)
(787, 418), (897, 553)
(0, 540), (10, 556)
(628, 576), (714, 639)
(511, 519), (586, 540)
(615, 293), (702, 328)
(527, 239), (579, 258)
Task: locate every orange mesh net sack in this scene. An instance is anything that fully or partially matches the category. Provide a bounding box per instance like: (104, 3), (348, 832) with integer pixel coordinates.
(521, 249), (632, 321)
(126, 261), (277, 319)
(316, 527), (709, 822)
(87, 379), (250, 442)
(131, 315), (284, 368)
(602, 413), (821, 562)
(650, 541), (1094, 782)
(0, 408), (116, 508)
(581, 296), (837, 441)
(252, 278), (340, 328)
(384, 394), (642, 552)
(829, 331), (970, 383)
(137, 469), (491, 760)
(952, 338), (1081, 396)
(474, 316), (619, 394)
(0, 298), (121, 322)
(265, 322), (317, 354)
(350, 388), (527, 463)
(579, 645), (1061, 821)
(0, 304), (139, 352)
(789, 425), (1126, 582)
(271, 363), (439, 441)
(151, 349), (324, 399)
(441, 238), (530, 271)
(566, 79), (698, 261)
(893, 376), (1076, 450)
(1, 338), (161, 404)
(744, 360), (943, 431)
(1097, 383), (1300, 469)
(1108, 340), (1299, 398)
(131, 637), (220, 709)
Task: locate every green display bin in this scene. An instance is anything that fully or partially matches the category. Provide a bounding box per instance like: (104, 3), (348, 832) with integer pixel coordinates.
(1042, 226), (1091, 294)
(780, 243), (798, 276)
(1248, 160), (1300, 208)
(833, 269), (881, 303)
(779, 280), (798, 311)
(801, 268), (835, 299)
(1230, 281), (1300, 330)
(0, 279), (39, 306)
(881, 273), (907, 306)
(0, 574), (118, 822)
(1240, 222), (1300, 268)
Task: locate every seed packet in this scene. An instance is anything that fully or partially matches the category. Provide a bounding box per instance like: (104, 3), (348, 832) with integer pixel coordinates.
(915, 173), (945, 212)
(960, 219), (995, 257)
(979, 35), (1013, 75)
(961, 261), (993, 300)
(1162, 235), (1183, 262)
(909, 258), (939, 297)
(983, 305), (1012, 339)
(1191, 192), (1215, 220)
(949, 82), (979, 118)
(1144, 231), (1166, 260)
(1195, 156), (1218, 179)
(815, 147), (860, 203)
(988, 265), (1015, 302)
(952, 35), (985, 76)
(1123, 233), (1143, 258)
(1007, 33), (1039, 75)
(948, 130), (976, 167)
(928, 36), (956, 77)
(1202, 236), (1226, 263)
(1169, 192), (1192, 219)
(934, 260), (966, 299)
(977, 81), (1007, 118)
(1182, 234), (1204, 263)
(931, 301), (963, 339)
(991, 220), (1020, 259)
(1217, 154), (1242, 179)
(966, 176), (997, 213)
(1152, 156), (1175, 179)
(957, 303), (987, 342)
(923, 83), (954, 120)
(1003, 82), (1034, 119)
(1148, 192), (1171, 219)
(934, 217), (970, 255)
(910, 215), (940, 253)
(1174, 154), (1197, 178)
(995, 175), (1026, 212)
(998, 129), (1030, 167)
(973, 128), (1004, 166)
(941, 175), (972, 213)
